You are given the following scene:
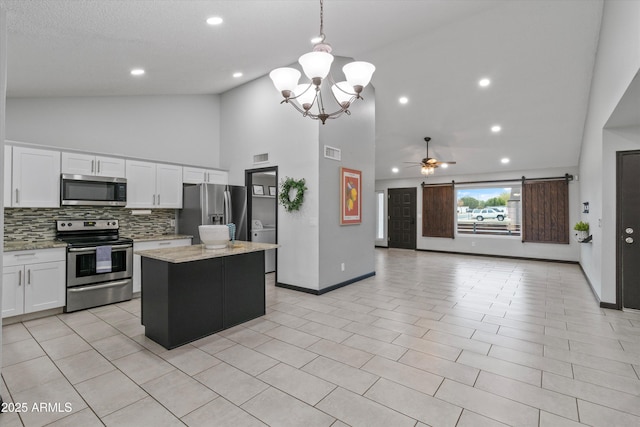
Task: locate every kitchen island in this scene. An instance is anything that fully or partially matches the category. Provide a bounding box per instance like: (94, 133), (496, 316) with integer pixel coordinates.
(136, 241), (278, 349)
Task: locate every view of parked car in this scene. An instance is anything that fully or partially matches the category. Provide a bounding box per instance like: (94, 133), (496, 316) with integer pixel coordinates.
(471, 208), (505, 221)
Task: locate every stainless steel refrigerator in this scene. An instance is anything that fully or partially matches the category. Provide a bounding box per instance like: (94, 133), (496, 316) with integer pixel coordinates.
(178, 184), (248, 244)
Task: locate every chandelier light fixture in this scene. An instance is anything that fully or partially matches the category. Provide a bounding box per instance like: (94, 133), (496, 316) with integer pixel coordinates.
(269, 0), (375, 124)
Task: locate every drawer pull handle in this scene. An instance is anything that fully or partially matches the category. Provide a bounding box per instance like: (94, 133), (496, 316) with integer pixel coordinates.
(68, 280), (130, 292)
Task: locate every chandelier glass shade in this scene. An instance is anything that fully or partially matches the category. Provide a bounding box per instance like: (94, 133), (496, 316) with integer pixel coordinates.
(269, 0), (375, 124)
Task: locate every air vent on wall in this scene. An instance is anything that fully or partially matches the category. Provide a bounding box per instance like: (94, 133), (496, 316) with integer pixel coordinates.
(324, 145), (341, 161)
(253, 153), (269, 164)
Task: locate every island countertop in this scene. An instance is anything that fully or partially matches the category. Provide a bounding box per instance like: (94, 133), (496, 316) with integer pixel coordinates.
(135, 241), (278, 263)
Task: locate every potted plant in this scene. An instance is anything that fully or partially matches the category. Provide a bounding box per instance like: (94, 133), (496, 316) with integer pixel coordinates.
(574, 221), (589, 242)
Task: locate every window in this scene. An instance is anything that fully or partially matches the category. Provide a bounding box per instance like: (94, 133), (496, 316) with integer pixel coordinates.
(375, 191), (385, 240)
(456, 185), (522, 236)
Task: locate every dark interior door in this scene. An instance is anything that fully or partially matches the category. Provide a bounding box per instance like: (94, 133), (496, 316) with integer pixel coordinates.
(388, 188), (416, 249)
(618, 151), (640, 310)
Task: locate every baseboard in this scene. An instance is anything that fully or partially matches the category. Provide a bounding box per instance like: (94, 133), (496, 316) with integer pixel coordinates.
(276, 271), (376, 295)
(599, 301), (618, 309)
(414, 248), (579, 264)
(576, 263), (619, 310)
(2, 307), (64, 325)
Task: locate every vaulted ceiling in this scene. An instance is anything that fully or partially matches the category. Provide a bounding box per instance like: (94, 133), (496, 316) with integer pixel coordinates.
(1, 0), (603, 179)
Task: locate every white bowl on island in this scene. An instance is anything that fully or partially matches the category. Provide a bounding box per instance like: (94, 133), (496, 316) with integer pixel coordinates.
(198, 225), (229, 249)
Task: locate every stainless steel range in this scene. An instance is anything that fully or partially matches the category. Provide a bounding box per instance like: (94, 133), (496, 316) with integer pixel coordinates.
(56, 219), (133, 312)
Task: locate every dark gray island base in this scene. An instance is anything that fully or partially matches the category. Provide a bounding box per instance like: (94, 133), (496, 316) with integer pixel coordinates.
(140, 248), (266, 349)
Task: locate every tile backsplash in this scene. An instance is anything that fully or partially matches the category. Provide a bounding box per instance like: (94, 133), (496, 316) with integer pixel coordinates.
(4, 207), (176, 243)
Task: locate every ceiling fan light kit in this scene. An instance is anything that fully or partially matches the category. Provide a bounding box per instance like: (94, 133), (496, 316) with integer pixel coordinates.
(269, 0), (375, 124)
(406, 137), (457, 176)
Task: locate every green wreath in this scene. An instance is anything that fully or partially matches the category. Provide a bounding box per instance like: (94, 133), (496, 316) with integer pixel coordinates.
(279, 177), (307, 212)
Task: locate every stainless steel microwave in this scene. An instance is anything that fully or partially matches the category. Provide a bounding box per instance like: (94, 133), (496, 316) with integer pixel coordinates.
(61, 174), (127, 206)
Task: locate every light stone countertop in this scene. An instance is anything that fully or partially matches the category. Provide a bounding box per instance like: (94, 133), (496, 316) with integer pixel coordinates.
(3, 240), (69, 252)
(125, 234), (193, 243)
(135, 241), (278, 263)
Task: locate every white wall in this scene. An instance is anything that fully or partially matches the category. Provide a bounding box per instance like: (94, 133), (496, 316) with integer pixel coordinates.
(578, 0), (640, 303)
(0, 5), (7, 376)
(220, 73), (321, 290)
(221, 59), (376, 292)
(377, 166), (581, 262)
(318, 57), (376, 290)
(6, 95), (222, 168)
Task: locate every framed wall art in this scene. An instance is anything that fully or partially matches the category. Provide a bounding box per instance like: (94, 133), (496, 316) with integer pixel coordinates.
(252, 185), (265, 195)
(340, 167), (362, 225)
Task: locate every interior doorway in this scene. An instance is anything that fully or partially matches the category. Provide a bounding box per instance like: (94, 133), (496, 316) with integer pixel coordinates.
(387, 187), (417, 249)
(617, 150), (640, 310)
(246, 167), (278, 274)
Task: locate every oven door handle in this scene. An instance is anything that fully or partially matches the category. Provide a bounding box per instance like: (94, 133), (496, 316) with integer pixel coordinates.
(68, 280), (131, 292)
(68, 244), (132, 253)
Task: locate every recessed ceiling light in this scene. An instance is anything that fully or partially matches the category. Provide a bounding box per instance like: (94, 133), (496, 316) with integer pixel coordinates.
(501, 158), (510, 164)
(232, 72), (243, 78)
(130, 68), (145, 76)
(206, 16), (223, 26)
(491, 125), (502, 133)
(479, 78), (491, 87)
(391, 167), (399, 173)
(399, 96), (409, 104)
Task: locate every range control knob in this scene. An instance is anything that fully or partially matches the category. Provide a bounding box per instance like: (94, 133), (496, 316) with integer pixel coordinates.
(67, 222), (72, 227)
(60, 223), (65, 227)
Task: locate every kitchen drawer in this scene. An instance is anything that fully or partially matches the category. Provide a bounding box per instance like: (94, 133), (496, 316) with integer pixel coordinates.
(134, 238), (192, 251)
(3, 248), (66, 267)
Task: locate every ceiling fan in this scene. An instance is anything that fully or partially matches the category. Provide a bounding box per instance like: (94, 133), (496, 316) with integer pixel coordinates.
(405, 137), (456, 175)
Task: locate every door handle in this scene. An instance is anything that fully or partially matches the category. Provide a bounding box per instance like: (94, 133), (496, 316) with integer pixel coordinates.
(157, 194), (161, 205)
(153, 194), (156, 205)
(626, 237), (634, 244)
(15, 188), (19, 204)
(18, 270), (22, 286)
(27, 269), (31, 285)
(91, 160), (95, 173)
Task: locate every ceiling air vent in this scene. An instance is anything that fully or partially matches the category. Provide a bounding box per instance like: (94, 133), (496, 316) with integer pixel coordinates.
(253, 153), (269, 164)
(324, 145), (341, 161)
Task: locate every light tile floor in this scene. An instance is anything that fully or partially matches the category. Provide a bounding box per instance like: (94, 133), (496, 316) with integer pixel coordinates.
(2, 248), (640, 426)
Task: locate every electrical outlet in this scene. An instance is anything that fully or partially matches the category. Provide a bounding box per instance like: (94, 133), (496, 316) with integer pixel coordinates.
(341, 263), (345, 271)
(471, 241), (476, 247)
(170, 219), (176, 227)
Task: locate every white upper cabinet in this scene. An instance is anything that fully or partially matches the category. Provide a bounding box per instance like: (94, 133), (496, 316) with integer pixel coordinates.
(126, 160), (183, 208)
(183, 167), (228, 185)
(4, 145), (11, 207)
(61, 152), (125, 177)
(11, 146), (61, 208)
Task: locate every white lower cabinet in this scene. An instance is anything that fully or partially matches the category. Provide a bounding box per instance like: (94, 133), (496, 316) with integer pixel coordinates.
(2, 249), (66, 318)
(133, 238), (191, 293)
